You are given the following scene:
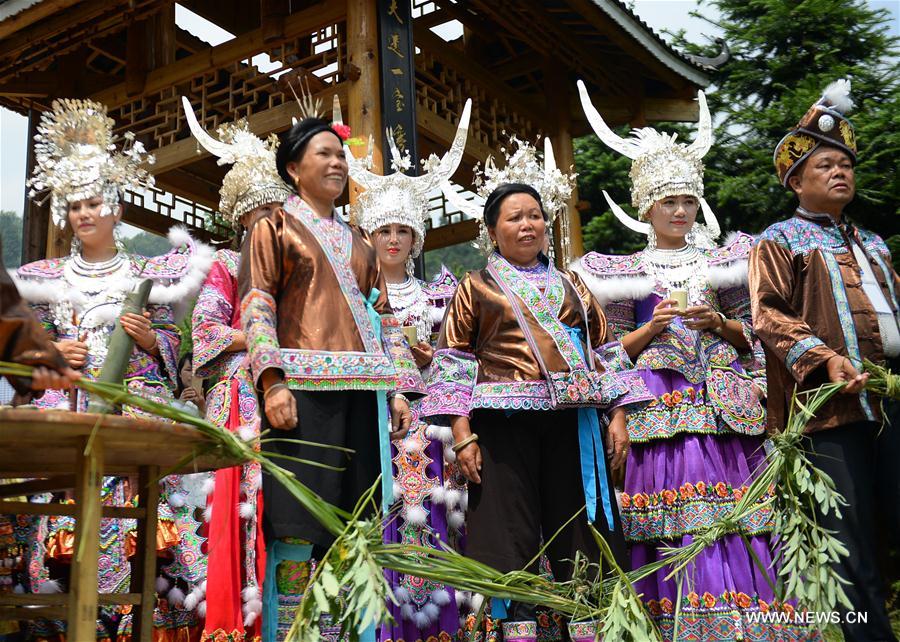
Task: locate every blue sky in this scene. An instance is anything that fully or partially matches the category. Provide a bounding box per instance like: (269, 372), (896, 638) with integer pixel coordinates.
(1, 0), (897, 217)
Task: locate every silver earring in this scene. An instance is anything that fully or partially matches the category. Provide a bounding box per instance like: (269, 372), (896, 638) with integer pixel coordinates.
(405, 255), (415, 277)
(645, 226), (657, 251)
(69, 235), (82, 257)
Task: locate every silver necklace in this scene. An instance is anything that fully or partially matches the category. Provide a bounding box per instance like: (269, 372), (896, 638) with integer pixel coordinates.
(643, 245), (709, 303)
(387, 277), (432, 344)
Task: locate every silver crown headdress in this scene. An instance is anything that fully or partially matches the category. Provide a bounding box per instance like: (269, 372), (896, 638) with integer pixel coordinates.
(441, 136), (576, 256)
(181, 97), (292, 228)
(27, 98), (155, 228)
(577, 80), (720, 248)
(347, 99), (472, 259)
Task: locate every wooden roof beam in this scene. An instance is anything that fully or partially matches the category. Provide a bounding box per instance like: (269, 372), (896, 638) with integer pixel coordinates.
(92, 0), (345, 107)
(0, 0), (87, 40)
(414, 27), (546, 125)
(150, 82), (349, 175)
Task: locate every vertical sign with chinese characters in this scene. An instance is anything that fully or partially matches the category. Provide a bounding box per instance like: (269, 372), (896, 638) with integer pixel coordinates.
(378, 0), (418, 176)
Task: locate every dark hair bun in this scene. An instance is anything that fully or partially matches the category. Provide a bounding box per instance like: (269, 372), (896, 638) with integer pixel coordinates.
(483, 183), (546, 228)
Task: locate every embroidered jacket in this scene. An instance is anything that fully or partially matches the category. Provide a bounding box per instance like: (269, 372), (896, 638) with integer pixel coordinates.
(238, 195), (424, 394)
(750, 212), (900, 432)
(421, 254), (649, 416)
(573, 232), (768, 442)
(14, 226), (213, 414)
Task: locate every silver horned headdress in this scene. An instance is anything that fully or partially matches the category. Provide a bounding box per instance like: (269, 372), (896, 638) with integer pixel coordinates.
(441, 136), (576, 256)
(577, 80), (720, 247)
(348, 99), (472, 259)
(181, 96), (292, 228)
(27, 98), (155, 228)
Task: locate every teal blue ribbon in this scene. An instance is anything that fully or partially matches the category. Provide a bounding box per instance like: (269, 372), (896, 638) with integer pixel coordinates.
(564, 325), (615, 530)
(262, 540), (313, 642)
(364, 288), (394, 512)
(491, 597), (509, 619)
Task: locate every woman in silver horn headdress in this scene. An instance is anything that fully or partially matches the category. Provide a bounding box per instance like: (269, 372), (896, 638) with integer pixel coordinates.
(237, 89), (427, 641)
(572, 81), (819, 641)
(181, 97), (293, 642)
(348, 103), (471, 640)
(14, 98), (214, 642)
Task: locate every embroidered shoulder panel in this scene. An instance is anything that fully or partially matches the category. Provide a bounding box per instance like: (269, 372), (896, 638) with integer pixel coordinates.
(422, 264), (459, 301)
(213, 248), (241, 278)
(578, 251), (645, 278)
(17, 258), (66, 279)
(702, 231), (753, 266)
(756, 217), (845, 256)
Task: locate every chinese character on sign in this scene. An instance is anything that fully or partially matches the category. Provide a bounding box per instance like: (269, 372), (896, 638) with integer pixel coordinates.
(391, 68), (404, 76)
(388, 0), (404, 24)
(393, 124), (407, 150)
(388, 33), (404, 58)
(393, 88), (405, 112)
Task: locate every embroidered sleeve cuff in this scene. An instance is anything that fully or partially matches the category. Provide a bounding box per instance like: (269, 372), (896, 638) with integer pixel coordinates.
(381, 315), (426, 397)
(786, 336), (835, 383)
(152, 327), (180, 387)
(420, 348), (478, 418)
(607, 369), (654, 409)
(193, 325), (242, 378)
(594, 341), (634, 371)
(241, 288), (284, 387)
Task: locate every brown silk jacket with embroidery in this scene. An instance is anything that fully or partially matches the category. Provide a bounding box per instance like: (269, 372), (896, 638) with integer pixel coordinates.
(238, 197), (423, 394)
(0, 248), (69, 396)
(749, 213), (900, 433)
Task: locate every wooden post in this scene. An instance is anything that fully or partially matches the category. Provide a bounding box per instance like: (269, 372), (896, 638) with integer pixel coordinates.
(45, 220), (72, 259)
(150, 2), (176, 69)
(346, 0), (383, 207)
(545, 59), (584, 265)
(67, 436), (104, 640)
(21, 107), (49, 264)
(130, 465), (160, 642)
(260, 0), (288, 43)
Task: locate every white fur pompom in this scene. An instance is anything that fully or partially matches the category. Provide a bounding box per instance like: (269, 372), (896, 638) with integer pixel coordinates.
(203, 505), (213, 523)
(239, 502), (255, 520)
(183, 591), (199, 611)
(200, 580), (207, 595)
(201, 477), (216, 496)
(38, 579), (63, 594)
(448, 510), (465, 530)
(156, 576), (171, 594)
(423, 602), (440, 620)
(458, 490), (469, 512)
(430, 485), (447, 505)
(822, 78), (853, 114)
(443, 447), (456, 463)
(455, 590), (468, 608)
(438, 426), (454, 444)
(392, 480), (403, 501)
(413, 610), (432, 629)
(238, 424), (257, 443)
(444, 489), (462, 510)
(400, 603), (415, 621)
(242, 585), (261, 602)
(404, 504), (428, 527)
(394, 586), (411, 604)
(470, 593), (485, 613)
(167, 586), (186, 607)
(243, 611), (259, 628)
(167, 492), (187, 509)
(425, 424), (440, 440)
(403, 439), (424, 455)
(432, 588), (451, 606)
(197, 600), (207, 618)
(243, 598), (263, 616)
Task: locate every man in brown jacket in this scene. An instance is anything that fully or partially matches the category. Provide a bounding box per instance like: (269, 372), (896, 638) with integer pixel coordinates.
(750, 80), (899, 642)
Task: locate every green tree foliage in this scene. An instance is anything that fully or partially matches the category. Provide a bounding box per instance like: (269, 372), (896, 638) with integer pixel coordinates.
(0, 211), (23, 268)
(577, 0), (900, 269)
(424, 241), (486, 280)
(122, 230), (172, 257)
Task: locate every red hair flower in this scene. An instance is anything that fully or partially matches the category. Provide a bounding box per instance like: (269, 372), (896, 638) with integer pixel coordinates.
(331, 123), (352, 141)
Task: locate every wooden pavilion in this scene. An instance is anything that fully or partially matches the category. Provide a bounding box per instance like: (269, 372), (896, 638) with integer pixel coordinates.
(0, 0), (711, 266)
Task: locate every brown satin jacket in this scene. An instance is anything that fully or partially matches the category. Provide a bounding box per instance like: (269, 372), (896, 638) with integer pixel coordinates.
(749, 211), (900, 433)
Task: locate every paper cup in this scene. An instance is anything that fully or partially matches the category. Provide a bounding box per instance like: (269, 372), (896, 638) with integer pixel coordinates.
(670, 289), (688, 312)
(402, 326), (419, 346)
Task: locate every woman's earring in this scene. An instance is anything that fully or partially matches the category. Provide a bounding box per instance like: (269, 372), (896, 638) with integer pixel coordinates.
(646, 226), (657, 251)
(405, 255), (415, 276)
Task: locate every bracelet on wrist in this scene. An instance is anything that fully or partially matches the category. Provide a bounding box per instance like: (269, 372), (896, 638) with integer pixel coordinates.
(452, 433), (479, 453)
(263, 382), (288, 400)
(713, 312), (727, 332)
(389, 392), (410, 405)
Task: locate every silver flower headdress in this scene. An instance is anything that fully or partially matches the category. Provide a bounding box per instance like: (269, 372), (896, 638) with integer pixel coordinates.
(27, 98), (155, 228)
(441, 136), (576, 256)
(577, 80), (720, 248)
(348, 99), (472, 259)
(181, 96), (292, 228)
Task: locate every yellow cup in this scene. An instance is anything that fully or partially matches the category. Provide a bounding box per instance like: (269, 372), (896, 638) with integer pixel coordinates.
(402, 326), (419, 346)
(670, 289), (688, 312)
